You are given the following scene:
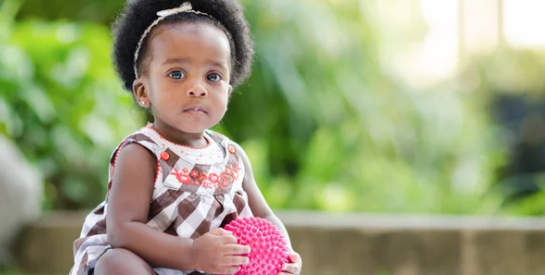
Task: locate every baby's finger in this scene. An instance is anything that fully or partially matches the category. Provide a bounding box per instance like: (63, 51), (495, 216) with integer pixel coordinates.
(217, 265), (241, 275)
(281, 263), (301, 274)
(223, 244), (251, 255)
(221, 255), (250, 266)
(220, 234), (239, 244)
(288, 252), (301, 264)
(210, 228), (233, 236)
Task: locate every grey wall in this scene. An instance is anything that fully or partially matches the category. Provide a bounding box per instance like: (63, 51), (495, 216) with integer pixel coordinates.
(14, 211), (545, 275)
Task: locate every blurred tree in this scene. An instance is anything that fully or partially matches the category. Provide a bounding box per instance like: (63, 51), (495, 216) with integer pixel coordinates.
(4, 0), (509, 214)
(17, 0), (124, 25)
(1, 0), (143, 209)
(458, 47), (545, 215)
(225, 0), (505, 213)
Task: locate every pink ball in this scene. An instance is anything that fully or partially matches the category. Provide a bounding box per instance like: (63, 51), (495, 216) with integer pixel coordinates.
(221, 217), (289, 275)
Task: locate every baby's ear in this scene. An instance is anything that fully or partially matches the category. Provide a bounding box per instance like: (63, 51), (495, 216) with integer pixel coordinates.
(133, 78), (148, 107)
(228, 85), (233, 99)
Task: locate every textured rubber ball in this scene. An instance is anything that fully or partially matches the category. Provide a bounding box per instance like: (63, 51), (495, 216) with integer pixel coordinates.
(220, 217), (289, 275)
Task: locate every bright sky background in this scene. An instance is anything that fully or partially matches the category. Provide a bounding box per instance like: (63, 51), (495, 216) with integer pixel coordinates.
(401, 0), (545, 87)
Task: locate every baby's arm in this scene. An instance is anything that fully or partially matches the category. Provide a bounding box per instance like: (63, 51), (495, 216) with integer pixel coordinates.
(237, 143), (303, 274)
(106, 143), (195, 270)
(107, 143), (249, 273)
(236, 143), (294, 252)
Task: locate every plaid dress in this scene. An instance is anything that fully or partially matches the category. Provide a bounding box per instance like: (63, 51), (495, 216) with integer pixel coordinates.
(69, 124), (253, 275)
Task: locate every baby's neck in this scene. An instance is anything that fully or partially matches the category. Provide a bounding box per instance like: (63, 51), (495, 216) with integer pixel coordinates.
(150, 122), (209, 148)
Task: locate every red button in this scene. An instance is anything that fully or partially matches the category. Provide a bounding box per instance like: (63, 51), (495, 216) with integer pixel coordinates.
(228, 145), (236, 154)
(161, 151), (170, 161)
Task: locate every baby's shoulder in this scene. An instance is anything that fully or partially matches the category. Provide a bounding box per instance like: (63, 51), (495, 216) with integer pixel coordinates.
(107, 127), (162, 162)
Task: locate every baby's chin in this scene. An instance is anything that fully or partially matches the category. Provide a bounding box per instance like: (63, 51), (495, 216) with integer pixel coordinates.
(171, 120), (221, 135)
(154, 112), (224, 135)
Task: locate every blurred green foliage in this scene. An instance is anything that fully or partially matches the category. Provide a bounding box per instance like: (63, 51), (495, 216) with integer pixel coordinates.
(4, 0), (542, 215)
(228, 0), (505, 214)
(458, 47), (545, 215)
(0, 0), (142, 209)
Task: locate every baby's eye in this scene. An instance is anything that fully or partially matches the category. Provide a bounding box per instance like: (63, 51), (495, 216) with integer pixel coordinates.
(207, 73), (221, 82)
(169, 70), (185, 79)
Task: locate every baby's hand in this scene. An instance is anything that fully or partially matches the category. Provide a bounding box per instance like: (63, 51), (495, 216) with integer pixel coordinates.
(279, 251), (302, 275)
(191, 228), (251, 274)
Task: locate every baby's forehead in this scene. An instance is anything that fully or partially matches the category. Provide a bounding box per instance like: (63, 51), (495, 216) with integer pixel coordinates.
(147, 22), (232, 66)
(150, 22), (209, 41)
(150, 22), (229, 48)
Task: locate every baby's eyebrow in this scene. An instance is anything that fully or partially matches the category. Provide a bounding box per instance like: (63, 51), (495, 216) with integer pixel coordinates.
(206, 60), (228, 71)
(161, 58), (228, 71)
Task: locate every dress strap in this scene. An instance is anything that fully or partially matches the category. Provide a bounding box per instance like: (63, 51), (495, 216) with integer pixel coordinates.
(205, 130), (230, 157)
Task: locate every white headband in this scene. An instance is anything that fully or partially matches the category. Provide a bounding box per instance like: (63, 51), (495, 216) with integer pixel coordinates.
(133, 2), (212, 78)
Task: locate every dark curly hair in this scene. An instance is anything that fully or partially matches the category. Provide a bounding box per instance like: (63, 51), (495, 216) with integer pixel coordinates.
(112, 0), (254, 93)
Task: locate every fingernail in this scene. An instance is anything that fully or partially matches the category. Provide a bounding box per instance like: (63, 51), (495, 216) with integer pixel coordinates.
(282, 264), (287, 270)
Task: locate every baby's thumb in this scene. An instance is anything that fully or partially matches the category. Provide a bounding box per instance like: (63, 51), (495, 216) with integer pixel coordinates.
(210, 227), (233, 236)
(289, 252), (301, 263)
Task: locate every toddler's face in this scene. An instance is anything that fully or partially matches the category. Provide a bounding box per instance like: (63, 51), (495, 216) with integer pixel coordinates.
(141, 22), (232, 134)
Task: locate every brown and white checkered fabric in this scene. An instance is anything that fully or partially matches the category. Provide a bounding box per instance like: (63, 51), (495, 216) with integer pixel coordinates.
(69, 126), (253, 275)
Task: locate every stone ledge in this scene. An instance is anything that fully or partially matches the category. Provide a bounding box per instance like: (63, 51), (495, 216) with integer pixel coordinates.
(13, 211), (545, 275)
(278, 211), (545, 230)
